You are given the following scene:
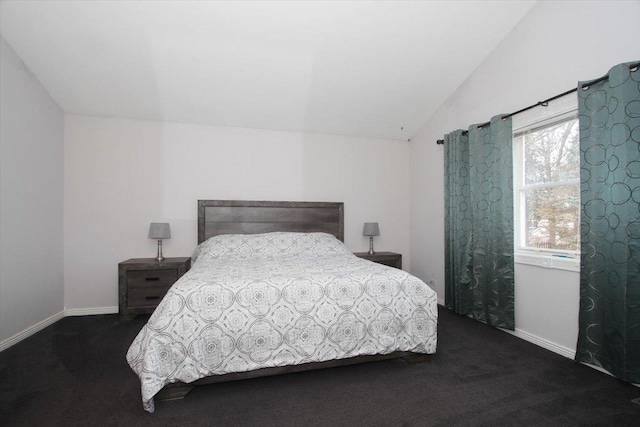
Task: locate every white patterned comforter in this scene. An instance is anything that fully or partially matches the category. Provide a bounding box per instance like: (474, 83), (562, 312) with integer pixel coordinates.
(127, 232), (437, 412)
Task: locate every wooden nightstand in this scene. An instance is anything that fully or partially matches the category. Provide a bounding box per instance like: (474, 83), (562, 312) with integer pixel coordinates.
(354, 252), (402, 269)
(118, 257), (191, 321)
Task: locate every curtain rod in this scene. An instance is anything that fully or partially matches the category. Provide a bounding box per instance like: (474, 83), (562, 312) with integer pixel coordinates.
(435, 61), (640, 145)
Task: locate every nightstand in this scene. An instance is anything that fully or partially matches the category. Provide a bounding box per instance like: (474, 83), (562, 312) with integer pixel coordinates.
(118, 257), (191, 321)
(354, 252), (402, 269)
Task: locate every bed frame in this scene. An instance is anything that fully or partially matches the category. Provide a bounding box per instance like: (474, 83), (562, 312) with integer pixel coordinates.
(155, 200), (429, 402)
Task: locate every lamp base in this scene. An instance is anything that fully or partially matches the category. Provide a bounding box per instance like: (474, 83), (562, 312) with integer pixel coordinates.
(368, 236), (375, 255)
(156, 240), (164, 261)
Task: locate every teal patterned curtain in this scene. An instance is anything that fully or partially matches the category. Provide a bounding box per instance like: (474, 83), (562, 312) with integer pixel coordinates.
(444, 130), (473, 314)
(444, 115), (515, 330)
(576, 61), (640, 383)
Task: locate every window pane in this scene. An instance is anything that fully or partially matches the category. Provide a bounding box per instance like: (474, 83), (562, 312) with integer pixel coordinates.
(523, 118), (579, 185)
(524, 185), (580, 250)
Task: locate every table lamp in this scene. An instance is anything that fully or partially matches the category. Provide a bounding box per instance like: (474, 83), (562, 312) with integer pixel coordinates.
(363, 222), (380, 255)
(148, 222), (171, 261)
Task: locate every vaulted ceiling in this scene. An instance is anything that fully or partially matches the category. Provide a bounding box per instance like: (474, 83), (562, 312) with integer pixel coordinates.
(0, 1), (535, 140)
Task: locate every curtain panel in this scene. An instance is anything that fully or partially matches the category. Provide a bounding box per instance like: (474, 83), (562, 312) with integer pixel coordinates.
(576, 61), (640, 383)
(444, 115), (515, 330)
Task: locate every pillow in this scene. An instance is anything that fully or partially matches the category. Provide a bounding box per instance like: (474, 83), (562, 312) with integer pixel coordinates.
(192, 232), (351, 264)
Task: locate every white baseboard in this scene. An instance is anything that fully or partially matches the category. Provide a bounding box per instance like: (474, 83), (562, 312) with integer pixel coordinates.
(0, 306), (118, 352)
(0, 310), (65, 352)
(3, 303), (637, 388)
(502, 327), (576, 359)
(580, 363), (639, 387)
(437, 302), (575, 359)
(64, 306), (118, 316)
(438, 306), (637, 383)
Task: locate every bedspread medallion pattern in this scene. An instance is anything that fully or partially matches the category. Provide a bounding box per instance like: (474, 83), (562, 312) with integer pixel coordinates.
(127, 232), (438, 412)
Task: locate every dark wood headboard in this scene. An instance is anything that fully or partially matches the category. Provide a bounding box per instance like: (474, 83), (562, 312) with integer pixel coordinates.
(197, 200), (344, 244)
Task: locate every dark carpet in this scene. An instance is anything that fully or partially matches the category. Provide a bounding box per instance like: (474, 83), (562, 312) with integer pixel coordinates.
(1, 306), (639, 426)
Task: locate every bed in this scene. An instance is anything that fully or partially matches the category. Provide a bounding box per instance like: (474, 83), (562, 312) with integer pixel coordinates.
(127, 200), (438, 413)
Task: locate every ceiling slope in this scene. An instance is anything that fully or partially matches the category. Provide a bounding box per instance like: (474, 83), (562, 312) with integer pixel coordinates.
(0, 0), (535, 140)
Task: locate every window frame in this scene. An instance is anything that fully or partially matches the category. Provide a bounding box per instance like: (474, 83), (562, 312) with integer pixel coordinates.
(512, 94), (580, 272)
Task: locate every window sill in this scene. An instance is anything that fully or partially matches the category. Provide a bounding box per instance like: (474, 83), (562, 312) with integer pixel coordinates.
(515, 252), (579, 272)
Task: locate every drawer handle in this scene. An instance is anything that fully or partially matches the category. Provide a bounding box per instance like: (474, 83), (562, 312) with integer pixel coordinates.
(145, 296), (161, 300)
(145, 277), (160, 282)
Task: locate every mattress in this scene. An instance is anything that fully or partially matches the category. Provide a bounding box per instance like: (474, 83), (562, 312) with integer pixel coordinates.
(127, 232), (437, 412)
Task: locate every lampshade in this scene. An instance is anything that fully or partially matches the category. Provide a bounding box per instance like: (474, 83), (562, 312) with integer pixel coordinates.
(362, 222), (380, 236)
(148, 223), (171, 239)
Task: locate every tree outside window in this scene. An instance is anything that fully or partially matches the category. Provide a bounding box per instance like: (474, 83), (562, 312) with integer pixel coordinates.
(515, 115), (580, 252)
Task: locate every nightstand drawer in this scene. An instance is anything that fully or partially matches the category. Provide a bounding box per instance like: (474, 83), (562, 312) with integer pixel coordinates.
(118, 257), (191, 321)
(127, 286), (172, 308)
(127, 269), (178, 288)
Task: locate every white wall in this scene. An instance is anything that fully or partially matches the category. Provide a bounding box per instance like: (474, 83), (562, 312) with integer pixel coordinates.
(0, 37), (65, 343)
(409, 0), (640, 355)
(64, 116), (411, 310)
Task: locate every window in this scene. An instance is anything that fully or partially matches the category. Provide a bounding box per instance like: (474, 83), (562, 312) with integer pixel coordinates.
(513, 95), (580, 268)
